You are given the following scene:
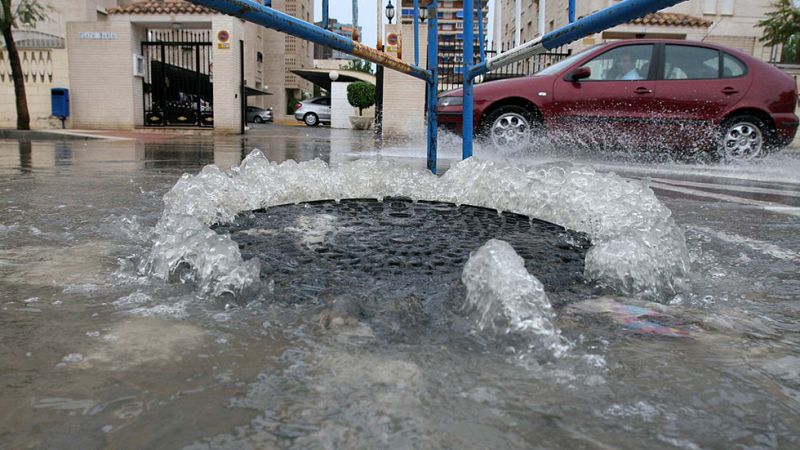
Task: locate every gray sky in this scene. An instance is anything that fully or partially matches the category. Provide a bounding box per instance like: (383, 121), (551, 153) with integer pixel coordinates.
(313, 1), (496, 50)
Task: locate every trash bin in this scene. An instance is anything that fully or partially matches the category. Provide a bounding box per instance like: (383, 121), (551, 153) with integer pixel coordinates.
(51, 88), (69, 119)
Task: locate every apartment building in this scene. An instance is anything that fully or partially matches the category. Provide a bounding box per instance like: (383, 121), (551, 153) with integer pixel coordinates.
(1, 0), (314, 130)
(400, 0), (490, 82)
(494, 0), (778, 61)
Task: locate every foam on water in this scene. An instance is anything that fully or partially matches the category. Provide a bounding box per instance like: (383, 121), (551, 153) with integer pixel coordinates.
(146, 150), (689, 299)
(462, 239), (568, 360)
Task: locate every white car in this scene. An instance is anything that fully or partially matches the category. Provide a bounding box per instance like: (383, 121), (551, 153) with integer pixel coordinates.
(294, 97), (331, 126)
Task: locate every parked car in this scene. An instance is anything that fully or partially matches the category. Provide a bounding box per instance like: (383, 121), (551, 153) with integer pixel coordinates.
(438, 39), (799, 161)
(246, 106), (273, 123)
(294, 97), (331, 126)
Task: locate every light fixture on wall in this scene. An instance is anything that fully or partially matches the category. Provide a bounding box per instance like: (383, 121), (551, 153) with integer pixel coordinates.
(329, 70), (339, 81)
(385, 1), (395, 24)
(419, 5), (428, 23)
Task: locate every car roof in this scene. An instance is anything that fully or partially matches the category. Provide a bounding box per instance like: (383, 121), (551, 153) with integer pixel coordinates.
(598, 38), (753, 59)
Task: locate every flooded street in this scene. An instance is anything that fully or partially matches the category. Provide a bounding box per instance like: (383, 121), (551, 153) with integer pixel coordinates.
(1, 126), (799, 449)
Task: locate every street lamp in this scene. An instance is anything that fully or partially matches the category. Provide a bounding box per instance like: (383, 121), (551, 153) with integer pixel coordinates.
(419, 5), (428, 23)
(385, 0), (395, 24)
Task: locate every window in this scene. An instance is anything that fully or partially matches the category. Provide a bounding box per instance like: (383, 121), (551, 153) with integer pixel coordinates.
(664, 45), (719, 80)
(582, 44), (654, 81)
(703, 0), (735, 15)
(722, 53), (746, 78)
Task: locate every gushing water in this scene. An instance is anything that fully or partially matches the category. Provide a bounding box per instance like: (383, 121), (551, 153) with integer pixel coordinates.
(146, 150), (690, 300)
(462, 239), (569, 360)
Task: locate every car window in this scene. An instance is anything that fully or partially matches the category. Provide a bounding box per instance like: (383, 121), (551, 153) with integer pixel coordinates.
(313, 98), (331, 106)
(664, 45), (719, 80)
(722, 53), (746, 78)
(535, 45), (599, 76)
(582, 45), (654, 81)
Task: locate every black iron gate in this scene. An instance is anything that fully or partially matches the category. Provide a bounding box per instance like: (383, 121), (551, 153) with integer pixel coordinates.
(142, 30), (213, 127)
(438, 36), (572, 92)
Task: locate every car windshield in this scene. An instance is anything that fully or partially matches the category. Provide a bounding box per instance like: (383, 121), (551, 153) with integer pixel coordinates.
(534, 45), (601, 76)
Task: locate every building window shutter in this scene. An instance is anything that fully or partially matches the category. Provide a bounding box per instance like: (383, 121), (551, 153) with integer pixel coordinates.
(719, 0), (735, 15)
(702, 0), (717, 15)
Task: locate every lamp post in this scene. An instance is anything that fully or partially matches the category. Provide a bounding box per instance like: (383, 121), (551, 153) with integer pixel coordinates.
(386, 0), (395, 24)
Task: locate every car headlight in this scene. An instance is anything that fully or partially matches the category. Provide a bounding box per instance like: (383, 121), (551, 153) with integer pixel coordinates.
(438, 96), (463, 108)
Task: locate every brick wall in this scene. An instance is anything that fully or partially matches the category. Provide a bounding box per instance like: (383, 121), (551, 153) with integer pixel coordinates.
(382, 23), (427, 136)
(66, 21), (137, 129)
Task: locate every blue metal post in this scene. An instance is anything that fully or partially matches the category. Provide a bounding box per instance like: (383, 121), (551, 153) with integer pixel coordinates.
(568, 0), (576, 23)
(189, 0), (431, 81)
(477, 0), (485, 62)
(462, 0), (474, 160)
(413, 0), (420, 66)
(426, 0), (439, 174)
(322, 0), (329, 29)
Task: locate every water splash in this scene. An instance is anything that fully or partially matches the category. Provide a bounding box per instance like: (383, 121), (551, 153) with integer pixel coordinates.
(146, 150), (689, 299)
(462, 239), (569, 360)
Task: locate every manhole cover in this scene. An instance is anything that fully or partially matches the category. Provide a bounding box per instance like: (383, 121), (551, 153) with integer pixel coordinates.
(214, 198), (591, 308)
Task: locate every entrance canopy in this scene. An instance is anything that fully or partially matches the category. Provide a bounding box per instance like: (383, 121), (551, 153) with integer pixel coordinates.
(291, 68), (376, 91)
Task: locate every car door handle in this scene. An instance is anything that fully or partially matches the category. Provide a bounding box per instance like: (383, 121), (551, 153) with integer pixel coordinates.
(634, 87), (653, 94)
(721, 87), (739, 95)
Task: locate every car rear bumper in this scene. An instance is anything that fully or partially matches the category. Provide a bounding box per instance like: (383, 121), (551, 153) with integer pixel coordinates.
(294, 112), (305, 121)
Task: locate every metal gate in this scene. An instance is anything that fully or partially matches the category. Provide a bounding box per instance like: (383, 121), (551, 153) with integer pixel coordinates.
(142, 30), (213, 127)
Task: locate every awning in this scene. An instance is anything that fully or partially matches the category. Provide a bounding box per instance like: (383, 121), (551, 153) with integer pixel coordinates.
(245, 86), (272, 97)
(291, 68), (376, 91)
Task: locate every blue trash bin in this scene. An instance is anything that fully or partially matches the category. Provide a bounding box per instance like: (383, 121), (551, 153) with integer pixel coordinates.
(51, 88), (69, 120)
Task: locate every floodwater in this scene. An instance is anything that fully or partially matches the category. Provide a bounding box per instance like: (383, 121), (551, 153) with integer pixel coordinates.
(1, 128), (800, 449)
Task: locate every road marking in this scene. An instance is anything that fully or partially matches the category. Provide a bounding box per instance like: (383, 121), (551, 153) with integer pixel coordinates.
(688, 225), (800, 262)
(648, 181), (800, 217)
(646, 177), (800, 198)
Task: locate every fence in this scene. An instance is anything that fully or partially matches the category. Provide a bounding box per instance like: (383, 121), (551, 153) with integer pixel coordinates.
(438, 35), (571, 92)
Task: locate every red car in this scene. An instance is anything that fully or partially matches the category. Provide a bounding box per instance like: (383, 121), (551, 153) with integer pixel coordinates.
(438, 39), (799, 161)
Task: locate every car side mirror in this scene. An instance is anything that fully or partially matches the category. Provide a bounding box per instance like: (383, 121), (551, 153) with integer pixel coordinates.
(569, 66), (591, 81)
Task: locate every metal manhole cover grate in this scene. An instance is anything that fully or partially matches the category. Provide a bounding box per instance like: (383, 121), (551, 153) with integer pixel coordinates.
(214, 198), (591, 307)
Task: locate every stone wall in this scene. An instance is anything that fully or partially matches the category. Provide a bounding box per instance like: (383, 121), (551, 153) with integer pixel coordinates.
(0, 48), (70, 129)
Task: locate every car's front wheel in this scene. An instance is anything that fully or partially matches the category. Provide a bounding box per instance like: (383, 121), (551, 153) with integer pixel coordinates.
(719, 115), (771, 163)
(480, 105), (539, 150)
(254, 116), (264, 124)
(304, 113), (319, 127)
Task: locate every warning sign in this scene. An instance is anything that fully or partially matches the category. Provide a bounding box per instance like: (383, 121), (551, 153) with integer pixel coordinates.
(384, 31), (401, 58)
(217, 29), (231, 49)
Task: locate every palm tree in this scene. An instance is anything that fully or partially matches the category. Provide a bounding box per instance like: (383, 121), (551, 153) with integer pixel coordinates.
(759, 0), (800, 63)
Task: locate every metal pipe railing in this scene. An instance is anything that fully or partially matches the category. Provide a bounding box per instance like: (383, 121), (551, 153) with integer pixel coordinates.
(469, 0), (685, 80)
(426, 0), (440, 174)
(190, 0), (431, 82)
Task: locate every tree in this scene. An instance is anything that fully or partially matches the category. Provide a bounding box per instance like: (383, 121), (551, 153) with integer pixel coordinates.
(341, 58), (374, 75)
(1, 0), (52, 130)
(346, 82), (375, 116)
(758, 0), (800, 63)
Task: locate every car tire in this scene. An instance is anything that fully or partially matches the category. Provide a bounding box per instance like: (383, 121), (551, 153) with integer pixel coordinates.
(304, 113), (319, 127)
(254, 116), (264, 124)
(718, 115), (772, 163)
(479, 104), (540, 150)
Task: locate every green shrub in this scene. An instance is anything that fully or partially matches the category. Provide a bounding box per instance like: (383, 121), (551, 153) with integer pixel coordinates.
(346, 82), (376, 116)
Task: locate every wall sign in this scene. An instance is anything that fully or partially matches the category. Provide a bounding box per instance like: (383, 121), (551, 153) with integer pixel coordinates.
(80, 32), (117, 40)
(217, 29), (231, 49)
(384, 31), (401, 58)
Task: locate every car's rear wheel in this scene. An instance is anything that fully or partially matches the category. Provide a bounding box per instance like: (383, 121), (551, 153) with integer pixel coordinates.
(480, 105), (539, 150)
(304, 113), (319, 127)
(254, 116), (264, 124)
(719, 115), (770, 163)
